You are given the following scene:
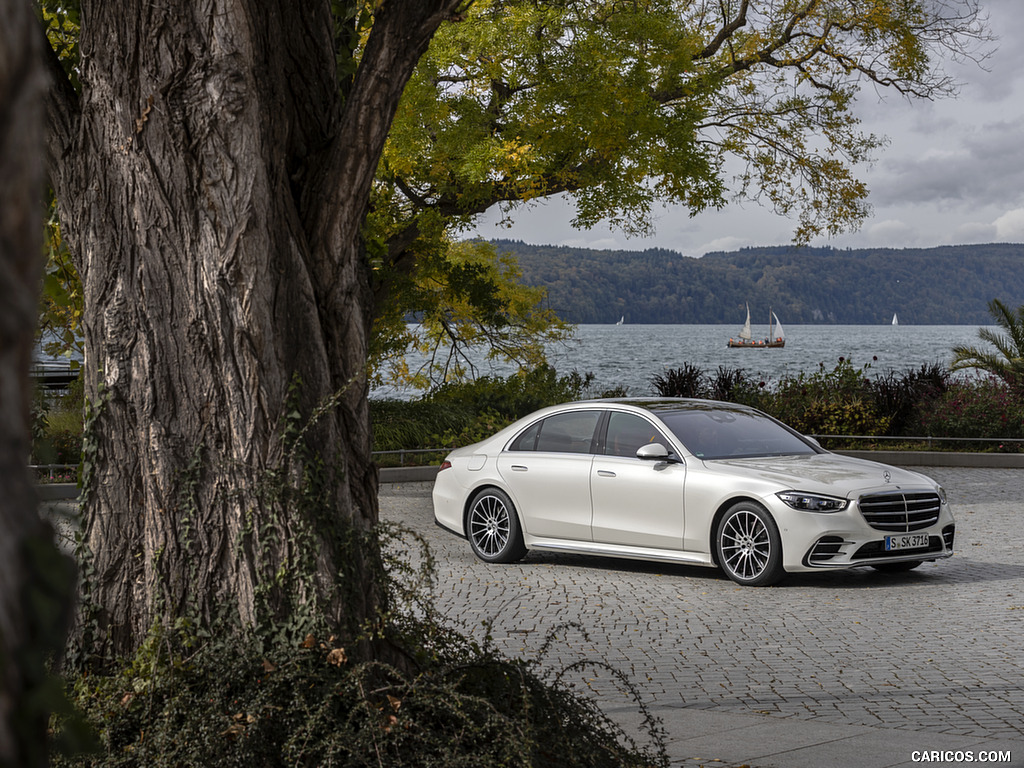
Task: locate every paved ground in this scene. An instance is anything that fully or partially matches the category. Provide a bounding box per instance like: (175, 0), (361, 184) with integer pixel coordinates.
(379, 467), (1024, 767)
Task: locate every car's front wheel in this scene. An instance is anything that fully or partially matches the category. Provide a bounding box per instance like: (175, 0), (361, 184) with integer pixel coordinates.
(715, 501), (785, 586)
(466, 488), (527, 564)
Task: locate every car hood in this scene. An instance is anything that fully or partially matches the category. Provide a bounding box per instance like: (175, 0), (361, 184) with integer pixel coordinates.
(707, 452), (936, 497)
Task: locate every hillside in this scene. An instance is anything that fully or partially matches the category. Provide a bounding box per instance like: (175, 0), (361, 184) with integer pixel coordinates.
(493, 240), (1024, 325)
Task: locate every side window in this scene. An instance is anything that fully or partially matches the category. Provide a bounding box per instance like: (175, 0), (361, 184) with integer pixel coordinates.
(604, 412), (666, 458)
(509, 411), (601, 453)
(509, 421), (542, 451)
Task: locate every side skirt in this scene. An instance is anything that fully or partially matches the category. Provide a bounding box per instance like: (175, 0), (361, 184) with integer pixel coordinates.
(525, 537), (715, 568)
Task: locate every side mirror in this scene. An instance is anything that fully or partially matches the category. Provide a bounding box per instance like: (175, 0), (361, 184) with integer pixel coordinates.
(636, 442), (672, 460)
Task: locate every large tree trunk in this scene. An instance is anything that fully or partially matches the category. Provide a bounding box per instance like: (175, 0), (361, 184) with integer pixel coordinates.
(0, 0), (75, 763)
(45, 0), (461, 663)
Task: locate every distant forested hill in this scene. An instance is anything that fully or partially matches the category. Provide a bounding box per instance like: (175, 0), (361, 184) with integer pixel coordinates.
(493, 240), (1024, 324)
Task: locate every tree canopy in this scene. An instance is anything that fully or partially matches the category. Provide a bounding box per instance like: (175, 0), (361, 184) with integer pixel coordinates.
(369, 238), (572, 388)
(380, 0), (988, 247)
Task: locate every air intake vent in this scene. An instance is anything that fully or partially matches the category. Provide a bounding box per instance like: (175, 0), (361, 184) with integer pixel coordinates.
(808, 536), (845, 563)
(943, 524), (955, 550)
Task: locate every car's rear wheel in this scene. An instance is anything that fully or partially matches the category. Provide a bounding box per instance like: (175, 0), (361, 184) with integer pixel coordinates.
(871, 560), (923, 573)
(467, 488), (527, 564)
(715, 501), (785, 586)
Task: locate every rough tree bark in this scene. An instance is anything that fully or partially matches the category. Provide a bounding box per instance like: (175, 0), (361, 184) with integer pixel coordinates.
(1, 0), (76, 764)
(45, 0), (463, 662)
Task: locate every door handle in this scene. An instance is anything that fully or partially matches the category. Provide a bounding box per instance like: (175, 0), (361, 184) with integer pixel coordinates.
(510, 465), (528, 472)
(597, 470), (616, 477)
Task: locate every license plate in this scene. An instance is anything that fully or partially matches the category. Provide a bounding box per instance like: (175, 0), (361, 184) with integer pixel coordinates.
(885, 534), (930, 551)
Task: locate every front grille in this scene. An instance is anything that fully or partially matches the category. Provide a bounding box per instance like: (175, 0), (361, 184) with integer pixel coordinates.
(858, 491), (941, 532)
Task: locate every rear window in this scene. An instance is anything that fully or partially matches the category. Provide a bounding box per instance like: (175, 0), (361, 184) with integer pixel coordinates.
(509, 410), (601, 454)
(658, 408), (817, 460)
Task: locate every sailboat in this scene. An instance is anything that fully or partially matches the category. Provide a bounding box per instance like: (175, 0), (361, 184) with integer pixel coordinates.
(615, 316), (624, 325)
(892, 312), (899, 326)
(728, 304), (786, 348)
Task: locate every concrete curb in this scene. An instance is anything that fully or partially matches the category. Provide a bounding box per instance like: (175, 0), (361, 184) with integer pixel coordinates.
(37, 483), (80, 500)
(836, 450), (1024, 468)
(378, 465), (441, 483)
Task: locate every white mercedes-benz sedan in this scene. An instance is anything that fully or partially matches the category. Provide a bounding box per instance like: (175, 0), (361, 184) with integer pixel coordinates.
(431, 398), (955, 586)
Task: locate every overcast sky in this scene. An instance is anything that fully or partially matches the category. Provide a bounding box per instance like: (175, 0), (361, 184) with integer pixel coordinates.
(469, 0), (1024, 257)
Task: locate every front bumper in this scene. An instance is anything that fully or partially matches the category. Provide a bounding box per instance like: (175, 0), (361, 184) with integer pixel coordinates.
(801, 523), (955, 569)
(773, 497), (956, 572)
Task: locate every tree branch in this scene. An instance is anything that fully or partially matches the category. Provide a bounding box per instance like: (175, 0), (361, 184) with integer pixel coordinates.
(698, 0), (749, 60)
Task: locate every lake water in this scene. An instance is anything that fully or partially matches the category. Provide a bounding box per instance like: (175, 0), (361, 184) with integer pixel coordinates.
(372, 324), (996, 399)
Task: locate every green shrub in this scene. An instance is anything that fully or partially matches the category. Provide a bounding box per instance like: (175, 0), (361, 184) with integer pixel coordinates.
(870, 363), (949, 436)
(796, 396), (891, 437)
(54, 630), (665, 768)
(708, 366), (761, 405)
(649, 364), (705, 398)
(431, 407), (515, 449)
(425, 364), (595, 420)
(52, 524), (668, 768)
(370, 366), (600, 456)
(766, 358), (888, 436)
(32, 392), (85, 466)
(911, 376), (1024, 444)
(370, 399), (474, 451)
(30, 374), (85, 466)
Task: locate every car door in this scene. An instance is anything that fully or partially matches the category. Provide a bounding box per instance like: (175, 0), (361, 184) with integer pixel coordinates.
(590, 411), (686, 550)
(496, 409), (602, 541)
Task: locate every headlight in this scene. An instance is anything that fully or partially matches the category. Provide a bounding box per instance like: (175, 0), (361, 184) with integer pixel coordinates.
(776, 491), (848, 512)
(937, 486), (947, 505)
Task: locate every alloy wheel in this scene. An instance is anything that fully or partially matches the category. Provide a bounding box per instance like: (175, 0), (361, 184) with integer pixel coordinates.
(716, 503), (784, 586)
(469, 493), (512, 558)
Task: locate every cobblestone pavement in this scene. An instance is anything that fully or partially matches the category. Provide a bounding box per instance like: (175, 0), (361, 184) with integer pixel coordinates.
(379, 467), (1024, 765)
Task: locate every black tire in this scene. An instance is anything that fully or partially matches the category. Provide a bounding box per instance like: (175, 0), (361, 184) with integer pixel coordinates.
(466, 487), (527, 564)
(871, 560), (923, 573)
(715, 501), (785, 586)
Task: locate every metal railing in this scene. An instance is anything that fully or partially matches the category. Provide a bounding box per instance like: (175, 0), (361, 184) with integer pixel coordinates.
(30, 464), (79, 483)
(33, 435), (1023, 476)
(30, 452), (450, 480)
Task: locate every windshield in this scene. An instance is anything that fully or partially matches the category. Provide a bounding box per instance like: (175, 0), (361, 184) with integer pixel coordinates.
(658, 408), (818, 460)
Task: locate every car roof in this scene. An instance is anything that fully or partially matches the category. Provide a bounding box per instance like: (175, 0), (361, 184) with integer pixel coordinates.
(572, 397), (758, 414)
